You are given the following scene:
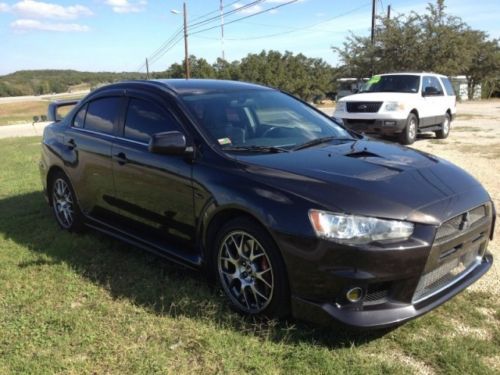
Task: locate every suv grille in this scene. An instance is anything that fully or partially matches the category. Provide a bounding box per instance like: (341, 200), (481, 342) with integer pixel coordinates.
(346, 101), (382, 113)
(412, 204), (492, 303)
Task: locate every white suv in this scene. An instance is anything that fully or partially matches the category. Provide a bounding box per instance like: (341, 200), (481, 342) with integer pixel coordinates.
(333, 73), (456, 145)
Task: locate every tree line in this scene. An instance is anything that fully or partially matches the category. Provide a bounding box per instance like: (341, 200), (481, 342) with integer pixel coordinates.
(151, 51), (337, 102)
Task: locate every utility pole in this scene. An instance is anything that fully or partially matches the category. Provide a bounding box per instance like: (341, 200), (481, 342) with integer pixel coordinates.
(145, 58), (150, 80)
(370, 0), (376, 45)
(183, 1), (190, 79)
(387, 4), (391, 20)
(370, 0), (376, 76)
(220, 0), (225, 60)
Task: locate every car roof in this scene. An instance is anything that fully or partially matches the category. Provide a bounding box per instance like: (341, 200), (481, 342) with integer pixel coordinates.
(100, 79), (274, 96)
(379, 72), (448, 78)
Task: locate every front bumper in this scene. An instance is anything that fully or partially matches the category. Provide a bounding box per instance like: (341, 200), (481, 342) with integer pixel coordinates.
(277, 202), (495, 329)
(341, 118), (407, 135)
(291, 253), (492, 329)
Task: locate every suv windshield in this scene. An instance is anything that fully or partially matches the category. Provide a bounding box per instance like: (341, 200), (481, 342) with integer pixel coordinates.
(181, 90), (353, 151)
(360, 74), (420, 93)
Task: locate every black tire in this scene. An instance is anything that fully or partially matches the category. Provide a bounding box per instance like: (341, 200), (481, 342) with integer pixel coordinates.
(49, 171), (84, 232)
(399, 113), (418, 145)
(435, 113), (451, 139)
(213, 217), (290, 318)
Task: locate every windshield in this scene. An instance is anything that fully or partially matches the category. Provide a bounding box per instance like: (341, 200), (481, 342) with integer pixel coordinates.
(181, 89), (352, 151)
(360, 75), (420, 93)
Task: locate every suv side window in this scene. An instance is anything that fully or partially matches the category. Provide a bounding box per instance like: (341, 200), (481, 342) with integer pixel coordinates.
(84, 97), (121, 135)
(124, 98), (180, 143)
(73, 104), (87, 128)
(440, 77), (456, 96)
(422, 76), (444, 96)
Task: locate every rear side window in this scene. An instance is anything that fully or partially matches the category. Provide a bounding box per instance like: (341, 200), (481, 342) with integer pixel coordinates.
(440, 77), (456, 96)
(124, 98), (179, 143)
(84, 97), (121, 135)
(422, 76), (444, 96)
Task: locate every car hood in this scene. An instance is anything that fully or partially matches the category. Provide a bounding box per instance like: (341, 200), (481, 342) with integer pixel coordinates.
(340, 92), (417, 102)
(235, 139), (489, 225)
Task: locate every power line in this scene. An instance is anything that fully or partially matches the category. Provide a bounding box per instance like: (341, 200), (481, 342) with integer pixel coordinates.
(191, 3), (370, 41)
(190, 0), (299, 36)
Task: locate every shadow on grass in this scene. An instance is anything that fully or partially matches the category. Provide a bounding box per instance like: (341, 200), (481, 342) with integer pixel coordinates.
(0, 191), (393, 349)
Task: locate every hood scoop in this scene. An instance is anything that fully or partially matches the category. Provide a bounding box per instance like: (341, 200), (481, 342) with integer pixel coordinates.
(345, 150), (380, 159)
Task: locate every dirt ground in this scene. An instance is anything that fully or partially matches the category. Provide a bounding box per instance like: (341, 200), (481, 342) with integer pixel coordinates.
(410, 100), (500, 296)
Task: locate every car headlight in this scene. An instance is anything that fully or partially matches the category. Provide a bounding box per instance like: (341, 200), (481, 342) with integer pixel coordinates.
(308, 210), (414, 245)
(335, 101), (346, 112)
(384, 101), (405, 111)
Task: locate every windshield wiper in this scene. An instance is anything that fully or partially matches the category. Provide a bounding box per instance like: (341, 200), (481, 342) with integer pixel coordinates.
(222, 145), (290, 153)
(293, 137), (355, 151)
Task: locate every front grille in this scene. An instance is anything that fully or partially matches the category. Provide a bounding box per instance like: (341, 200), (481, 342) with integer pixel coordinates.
(413, 244), (481, 302)
(435, 205), (487, 241)
(364, 283), (390, 306)
(412, 203), (492, 303)
(346, 101), (382, 113)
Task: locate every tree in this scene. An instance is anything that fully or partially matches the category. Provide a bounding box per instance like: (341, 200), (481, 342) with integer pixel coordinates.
(461, 31), (500, 99)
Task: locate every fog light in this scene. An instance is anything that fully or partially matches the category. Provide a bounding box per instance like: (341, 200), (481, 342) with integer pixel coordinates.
(384, 120), (396, 126)
(346, 287), (363, 303)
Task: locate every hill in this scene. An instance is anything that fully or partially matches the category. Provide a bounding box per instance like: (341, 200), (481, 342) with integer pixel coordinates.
(0, 70), (144, 97)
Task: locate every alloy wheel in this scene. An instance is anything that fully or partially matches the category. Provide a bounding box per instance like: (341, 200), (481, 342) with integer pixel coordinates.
(442, 116), (450, 135)
(52, 178), (74, 229)
(408, 118), (417, 140)
(217, 231), (274, 313)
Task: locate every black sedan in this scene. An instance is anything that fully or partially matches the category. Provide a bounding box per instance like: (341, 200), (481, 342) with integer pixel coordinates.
(40, 79), (495, 328)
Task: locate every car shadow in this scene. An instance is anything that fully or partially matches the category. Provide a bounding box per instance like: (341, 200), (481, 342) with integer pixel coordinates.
(0, 191), (393, 349)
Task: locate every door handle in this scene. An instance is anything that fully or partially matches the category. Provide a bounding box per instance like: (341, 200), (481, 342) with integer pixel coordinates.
(114, 152), (128, 165)
(66, 138), (76, 149)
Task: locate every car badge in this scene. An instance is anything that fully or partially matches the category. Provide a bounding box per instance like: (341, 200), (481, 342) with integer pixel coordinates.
(459, 212), (470, 230)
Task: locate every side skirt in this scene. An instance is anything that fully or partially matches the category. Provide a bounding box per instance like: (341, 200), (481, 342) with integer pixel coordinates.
(85, 216), (203, 270)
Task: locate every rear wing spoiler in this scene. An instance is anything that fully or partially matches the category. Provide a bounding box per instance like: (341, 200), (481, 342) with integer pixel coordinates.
(47, 99), (80, 122)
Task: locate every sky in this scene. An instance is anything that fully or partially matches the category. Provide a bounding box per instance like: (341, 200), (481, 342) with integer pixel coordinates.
(0, 0), (499, 75)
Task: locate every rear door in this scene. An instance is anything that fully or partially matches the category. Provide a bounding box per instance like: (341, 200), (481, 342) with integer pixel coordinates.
(111, 93), (196, 250)
(64, 93), (124, 219)
(421, 75), (447, 127)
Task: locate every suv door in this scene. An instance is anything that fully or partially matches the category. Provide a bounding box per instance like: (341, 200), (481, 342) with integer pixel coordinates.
(421, 75), (447, 127)
(65, 94), (123, 219)
(111, 94), (196, 250)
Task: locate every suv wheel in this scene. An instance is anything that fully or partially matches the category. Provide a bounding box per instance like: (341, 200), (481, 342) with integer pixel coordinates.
(435, 113), (451, 139)
(50, 171), (84, 232)
(399, 113), (418, 145)
(213, 217), (289, 318)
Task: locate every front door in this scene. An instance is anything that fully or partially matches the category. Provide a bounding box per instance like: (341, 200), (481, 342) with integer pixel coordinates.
(111, 96), (195, 250)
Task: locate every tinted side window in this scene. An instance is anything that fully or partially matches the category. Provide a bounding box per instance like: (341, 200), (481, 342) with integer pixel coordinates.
(84, 97), (121, 134)
(422, 76), (444, 96)
(124, 98), (179, 143)
(73, 104), (87, 128)
(440, 77), (456, 96)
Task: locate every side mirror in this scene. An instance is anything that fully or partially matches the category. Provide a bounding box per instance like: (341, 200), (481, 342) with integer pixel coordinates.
(149, 131), (189, 155)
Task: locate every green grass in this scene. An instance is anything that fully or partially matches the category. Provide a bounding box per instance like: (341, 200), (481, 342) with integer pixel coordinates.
(0, 136), (499, 374)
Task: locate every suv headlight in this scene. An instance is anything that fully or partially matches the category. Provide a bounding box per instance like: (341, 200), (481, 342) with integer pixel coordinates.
(384, 101), (405, 111)
(309, 210), (414, 245)
(335, 101), (346, 112)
